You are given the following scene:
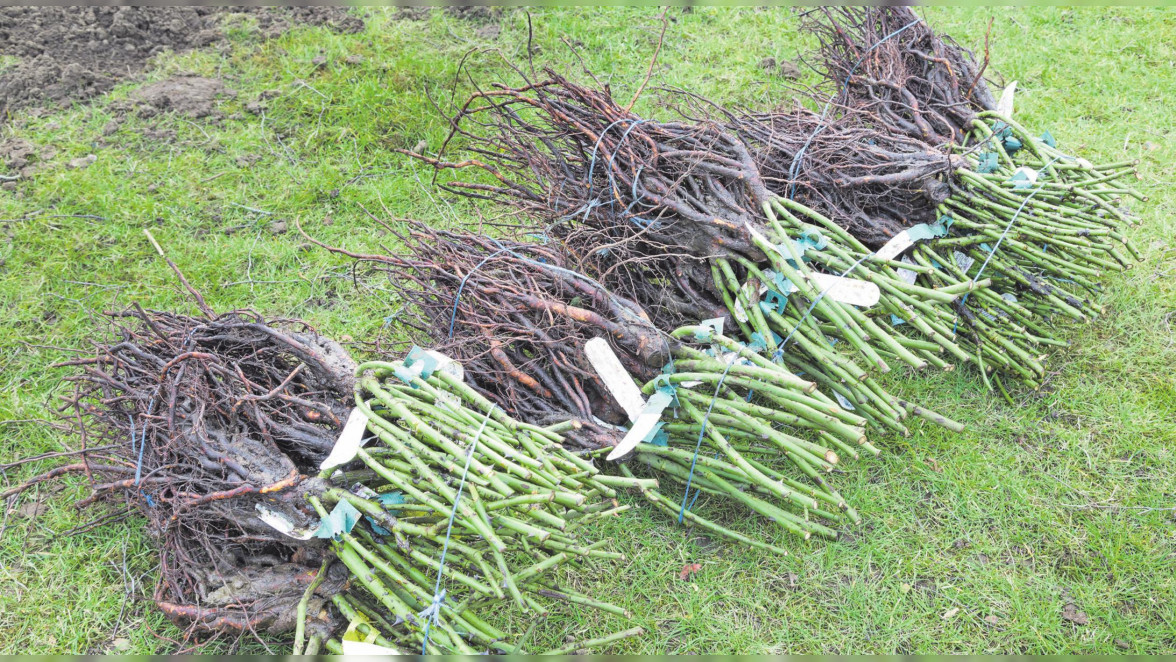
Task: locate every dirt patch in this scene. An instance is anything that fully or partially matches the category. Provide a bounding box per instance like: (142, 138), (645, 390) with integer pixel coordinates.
(445, 6), (506, 22)
(0, 7), (363, 119)
(130, 76), (229, 119)
(0, 136), (56, 179)
(1062, 602), (1090, 626)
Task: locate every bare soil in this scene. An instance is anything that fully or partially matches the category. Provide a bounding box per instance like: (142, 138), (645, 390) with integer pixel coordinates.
(0, 6), (363, 119)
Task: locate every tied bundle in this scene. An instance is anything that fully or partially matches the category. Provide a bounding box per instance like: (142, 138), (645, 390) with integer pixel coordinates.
(5, 307), (643, 653)
(3, 308), (358, 643)
(300, 219), (672, 431)
(307, 222), (873, 554)
(724, 7), (1145, 389)
(409, 71), (965, 435)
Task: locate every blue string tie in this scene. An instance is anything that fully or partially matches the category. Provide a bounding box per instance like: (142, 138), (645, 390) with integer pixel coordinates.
(419, 405), (494, 653)
(787, 17), (921, 200)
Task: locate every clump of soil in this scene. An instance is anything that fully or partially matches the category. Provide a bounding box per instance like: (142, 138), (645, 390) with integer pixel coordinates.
(0, 136), (56, 179)
(0, 6), (364, 118)
(130, 76), (230, 119)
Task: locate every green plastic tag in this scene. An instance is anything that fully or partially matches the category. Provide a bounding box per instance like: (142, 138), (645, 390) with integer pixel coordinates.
(652, 365), (679, 406)
(748, 333), (767, 352)
(313, 499), (361, 541)
(645, 422), (668, 447)
(907, 222), (949, 241)
(798, 228), (828, 251)
(377, 492), (406, 508)
(696, 317), (724, 342)
(405, 346), (439, 379)
(394, 346), (440, 386)
(976, 152), (999, 174)
(761, 289), (789, 315)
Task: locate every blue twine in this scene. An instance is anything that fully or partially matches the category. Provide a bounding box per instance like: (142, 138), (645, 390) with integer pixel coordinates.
(771, 250), (876, 363)
(958, 154), (1067, 312)
(579, 118), (648, 222)
(420, 405), (494, 653)
(624, 164), (656, 228)
(787, 18), (922, 200)
(972, 155), (1067, 284)
(677, 356), (738, 523)
(448, 121), (660, 340)
(134, 397), (155, 487)
(678, 248), (872, 521)
(447, 249), (513, 341)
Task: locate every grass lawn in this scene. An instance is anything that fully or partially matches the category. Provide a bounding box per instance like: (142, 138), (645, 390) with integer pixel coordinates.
(0, 6), (1173, 654)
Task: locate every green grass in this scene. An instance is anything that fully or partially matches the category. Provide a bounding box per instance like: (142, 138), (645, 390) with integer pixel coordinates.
(1, 6), (1173, 654)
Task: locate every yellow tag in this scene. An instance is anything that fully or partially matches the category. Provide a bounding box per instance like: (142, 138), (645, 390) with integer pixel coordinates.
(342, 613), (379, 645)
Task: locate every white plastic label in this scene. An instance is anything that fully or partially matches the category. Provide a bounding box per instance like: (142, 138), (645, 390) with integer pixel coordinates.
(953, 250), (976, 273)
(833, 391), (857, 411)
(720, 351), (748, 366)
(732, 292), (749, 324)
(255, 504), (317, 540)
(1011, 166), (1038, 186)
(805, 273), (881, 308)
(342, 640), (402, 655)
(897, 256), (919, 285)
(426, 350), (465, 382)
(319, 407), (371, 471)
(607, 390), (674, 461)
(998, 80), (1017, 117)
(874, 229), (915, 262)
(584, 337), (645, 423)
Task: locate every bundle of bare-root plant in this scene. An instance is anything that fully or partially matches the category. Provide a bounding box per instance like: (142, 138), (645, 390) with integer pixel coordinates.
(715, 7), (1146, 389)
(300, 219), (672, 430)
(3, 304), (641, 653)
(304, 220), (874, 554)
(710, 107), (1079, 389)
(1, 306), (358, 649)
(798, 5), (1141, 255)
(410, 71), (967, 434)
(797, 5), (998, 147)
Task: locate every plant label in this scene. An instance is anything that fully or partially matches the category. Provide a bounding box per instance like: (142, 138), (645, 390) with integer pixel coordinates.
(607, 390), (674, 461)
(255, 504), (317, 540)
(897, 256), (919, 285)
(875, 230), (916, 262)
(585, 337), (646, 422)
(320, 407), (371, 471)
(998, 81), (1018, 117)
(804, 273), (881, 307)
